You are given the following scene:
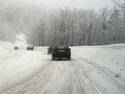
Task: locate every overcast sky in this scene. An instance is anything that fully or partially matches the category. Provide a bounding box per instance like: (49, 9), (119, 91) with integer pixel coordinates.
(42, 0), (113, 10)
(1, 0), (113, 11)
(34, 0), (113, 11)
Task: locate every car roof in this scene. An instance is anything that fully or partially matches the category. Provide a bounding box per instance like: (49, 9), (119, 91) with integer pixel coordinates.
(53, 46), (69, 49)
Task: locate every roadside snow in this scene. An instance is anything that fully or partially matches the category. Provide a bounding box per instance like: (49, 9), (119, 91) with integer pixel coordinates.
(72, 44), (125, 94)
(0, 48), (49, 92)
(0, 42), (125, 94)
(72, 44), (125, 79)
(0, 46), (8, 56)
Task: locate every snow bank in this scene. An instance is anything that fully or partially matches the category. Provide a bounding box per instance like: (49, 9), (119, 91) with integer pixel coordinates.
(0, 46), (8, 56)
(0, 42), (49, 92)
(72, 44), (125, 86)
(0, 41), (14, 50)
(0, 41), (14, 57)
(101, 43), (125, 49)
(74, 43), (125, 49)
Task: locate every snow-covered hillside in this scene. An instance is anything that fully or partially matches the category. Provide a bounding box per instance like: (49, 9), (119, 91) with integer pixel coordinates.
(72, 44), (125, 94)
(0, 42), (125, 94)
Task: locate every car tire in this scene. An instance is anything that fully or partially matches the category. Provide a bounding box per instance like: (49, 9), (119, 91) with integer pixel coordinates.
(52, 55), (55, 60)
(69, 56), (71, 60)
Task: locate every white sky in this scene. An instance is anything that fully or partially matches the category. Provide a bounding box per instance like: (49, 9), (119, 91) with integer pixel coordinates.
(1, 0), (113, 11)
(45, 0), (112, 9)
(33, 0), (113, 11)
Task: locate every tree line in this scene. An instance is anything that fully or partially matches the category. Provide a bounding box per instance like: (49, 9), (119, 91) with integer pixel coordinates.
(28, 0), (125, 46)
(0, 0), (125, 46)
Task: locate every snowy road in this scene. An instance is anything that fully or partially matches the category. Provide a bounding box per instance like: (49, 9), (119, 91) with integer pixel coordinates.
(2, 57), (101, 94)
(1, 45), (125, 94)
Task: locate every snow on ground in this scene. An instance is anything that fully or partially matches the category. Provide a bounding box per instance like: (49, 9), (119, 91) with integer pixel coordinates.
(0, 42), (49, 92)
(0, 41), (14, 52)
(72, 44), (125, 80)
(0, 46), (8, 56)
(0, 41), (15, 58)
(0, 42), (125, 94)
(72, 44), (125, 94)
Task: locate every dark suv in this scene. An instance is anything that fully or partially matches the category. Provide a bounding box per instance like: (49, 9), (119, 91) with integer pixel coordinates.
(27, 45), (34, 50)
(52, 47), (71, 60)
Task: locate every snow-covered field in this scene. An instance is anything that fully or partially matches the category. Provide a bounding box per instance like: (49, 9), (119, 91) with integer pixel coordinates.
(0, 42), (125, 94)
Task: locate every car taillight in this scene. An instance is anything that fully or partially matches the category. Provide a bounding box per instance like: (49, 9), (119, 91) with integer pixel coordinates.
(66, 50), (70, 53)
(53, 50), (56, 54)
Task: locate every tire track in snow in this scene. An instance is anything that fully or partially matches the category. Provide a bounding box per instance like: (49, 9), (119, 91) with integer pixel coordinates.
(39, 61), (74, 94)
(0, 51), (41, 92)
(2, 59), (56, 94)
(72, 55), (124, 94)
(2, 53), (123, 94)
(74, 55), (125, 91)
(70, 60), (103, 94)
(71, 69), (86, 94)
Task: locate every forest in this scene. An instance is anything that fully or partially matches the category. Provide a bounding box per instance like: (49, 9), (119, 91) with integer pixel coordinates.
(0, 0), (125, 46)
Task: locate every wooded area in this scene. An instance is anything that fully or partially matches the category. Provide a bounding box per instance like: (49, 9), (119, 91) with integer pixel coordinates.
(0, 0), (125, 46)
